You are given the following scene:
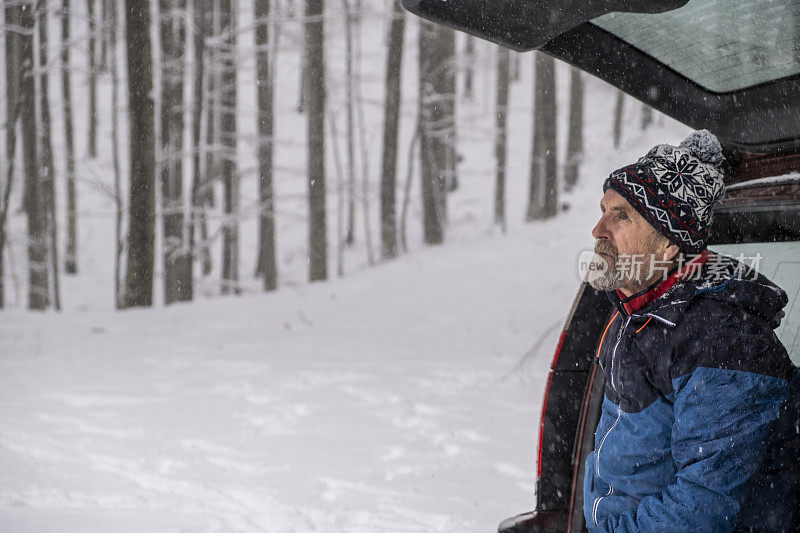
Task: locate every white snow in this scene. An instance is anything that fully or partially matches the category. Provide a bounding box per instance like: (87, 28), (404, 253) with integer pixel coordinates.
(0, 2), (692, 531)
(726, 172), (800, 190)
(0, 225), (566, 532)
(0, 134), (689, 532)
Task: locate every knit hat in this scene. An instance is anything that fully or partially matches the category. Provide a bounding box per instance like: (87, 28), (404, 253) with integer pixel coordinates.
(603, 130), (727, 253)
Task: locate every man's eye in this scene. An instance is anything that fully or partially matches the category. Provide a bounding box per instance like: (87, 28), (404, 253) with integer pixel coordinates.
(620, 212), (628, 220)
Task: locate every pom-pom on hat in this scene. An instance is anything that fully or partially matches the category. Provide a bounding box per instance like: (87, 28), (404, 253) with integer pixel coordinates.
(603, 130), (727, 253)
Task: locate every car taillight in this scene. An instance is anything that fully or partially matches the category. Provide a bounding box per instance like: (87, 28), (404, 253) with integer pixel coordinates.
(537, 329), (568, 478)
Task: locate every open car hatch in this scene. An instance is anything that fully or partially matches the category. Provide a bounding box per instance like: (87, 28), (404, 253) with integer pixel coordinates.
(402, 0), (800, 154)
(401, 0), (689, 52)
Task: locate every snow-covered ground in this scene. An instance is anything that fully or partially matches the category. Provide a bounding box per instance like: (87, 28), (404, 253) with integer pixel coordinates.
(0, 132), (689, 532)
(0, 226), (566, 532)
(0, 2), (692, 531)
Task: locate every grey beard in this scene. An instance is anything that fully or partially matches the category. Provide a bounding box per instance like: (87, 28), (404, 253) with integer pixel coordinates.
(589, 265), (623, 291)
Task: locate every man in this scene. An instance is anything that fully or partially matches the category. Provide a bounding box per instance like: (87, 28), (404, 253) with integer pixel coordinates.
(583, 130), (799, 531)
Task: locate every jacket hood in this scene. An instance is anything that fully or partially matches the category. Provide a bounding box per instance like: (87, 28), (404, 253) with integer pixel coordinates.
(695, 268), (788, 327)
(607, 251), (788, 329)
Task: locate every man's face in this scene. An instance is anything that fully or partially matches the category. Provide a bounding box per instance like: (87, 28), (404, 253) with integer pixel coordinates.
(590, 189), (674, 294)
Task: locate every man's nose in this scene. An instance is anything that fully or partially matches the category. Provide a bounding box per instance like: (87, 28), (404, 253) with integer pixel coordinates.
(592, 216), (610, 240)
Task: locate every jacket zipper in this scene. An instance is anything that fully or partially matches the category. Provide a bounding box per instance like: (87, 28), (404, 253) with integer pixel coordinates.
(645, 313), (675, 327)
(609, 316), (631, 391)
(593, 405), (622, 526)
(631, 312), (676, 327)
(592, 313), (629, 525)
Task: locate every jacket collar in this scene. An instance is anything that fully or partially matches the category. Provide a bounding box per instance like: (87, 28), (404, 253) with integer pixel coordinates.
(608, 249), (712, 319)
(604, 248), (788, 329)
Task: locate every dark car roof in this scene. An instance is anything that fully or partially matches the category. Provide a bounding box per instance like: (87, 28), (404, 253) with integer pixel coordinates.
(403, 0), (800, 153)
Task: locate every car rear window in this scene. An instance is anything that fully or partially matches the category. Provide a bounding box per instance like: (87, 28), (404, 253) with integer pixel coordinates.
(592, 0), (800, 93)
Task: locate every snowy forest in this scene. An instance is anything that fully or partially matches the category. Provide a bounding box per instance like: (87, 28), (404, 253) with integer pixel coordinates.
(0, 0), (694, 530)
(0, 0), (660, 311)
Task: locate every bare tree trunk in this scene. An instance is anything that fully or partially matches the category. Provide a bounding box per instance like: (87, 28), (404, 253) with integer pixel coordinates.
(613, 90), (624, 149)
(494, 46), (509, 232)
(62, 0), (78, 274)
(418, 21), (441, 245)
(0, 121), (17, 308)
(418, 21), (454, 245)
(189, 0), (209, 290)
(379, 0), (404, 260)
(255, 0), (277, 290)
(20, 0), (49, 310)
(305, 0), (327, 281)
(463, 35), (474, 100)
(200, 0), (218, 276)
(87, 0), (98, 157)
(511, 51), (521, 82)
(443, 29), (457, 194)
(109, 0), (123, 308)
(296, 0), (305, 114)
(343, 0), (356, 247)
(353, 18), (374, 266)
(328, 109), (345, 277)
(526, 52), (557, 221)
(160, 0), (191, 303)
(443, 42), (458, 195)
(563, 67), (584, 191)
(1, 2), (21, 308)
(124, 0), (157, 307)
(399, 118), (418, 253)
(296, 64), (305, 113)
(220, 0), (239, 294)
(198, 194), (212, 274)
(99, 0), (109, 71)
(640, 102), (653, 130)
(38, 0), (62, 310)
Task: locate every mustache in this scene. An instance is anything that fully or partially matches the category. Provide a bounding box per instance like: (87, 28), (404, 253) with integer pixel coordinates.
(594, 240), (618, 259)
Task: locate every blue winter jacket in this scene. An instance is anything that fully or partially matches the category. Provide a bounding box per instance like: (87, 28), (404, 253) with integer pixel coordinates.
(583, 250), (799, 532)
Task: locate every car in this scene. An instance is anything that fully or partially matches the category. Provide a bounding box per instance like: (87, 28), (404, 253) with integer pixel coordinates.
(403, 1), (800, 531)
